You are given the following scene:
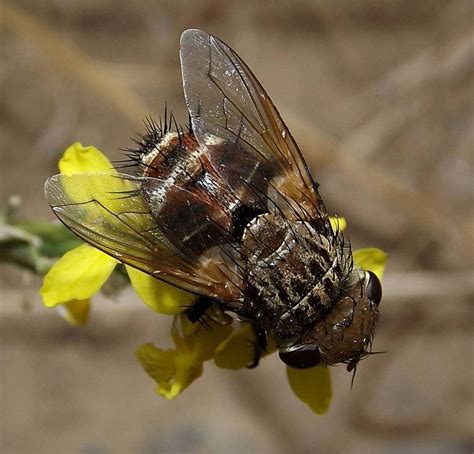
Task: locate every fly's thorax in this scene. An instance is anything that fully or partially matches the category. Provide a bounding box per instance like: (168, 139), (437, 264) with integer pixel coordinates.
(278, 268), (382, 369)
(242, 213), (352, 337)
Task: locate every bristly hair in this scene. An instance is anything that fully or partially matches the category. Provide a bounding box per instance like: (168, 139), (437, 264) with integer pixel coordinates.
(114, 103), (191, 172)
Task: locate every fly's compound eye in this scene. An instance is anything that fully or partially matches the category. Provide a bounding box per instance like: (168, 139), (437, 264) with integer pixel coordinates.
(279, 345), (322, 369)
(366, 270), (382, 306)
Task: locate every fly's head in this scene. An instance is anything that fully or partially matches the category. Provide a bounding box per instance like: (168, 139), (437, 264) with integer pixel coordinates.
(278, 269), (382, 370)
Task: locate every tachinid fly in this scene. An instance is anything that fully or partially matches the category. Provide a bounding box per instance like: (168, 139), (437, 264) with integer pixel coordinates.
(45, 29), (382, 371)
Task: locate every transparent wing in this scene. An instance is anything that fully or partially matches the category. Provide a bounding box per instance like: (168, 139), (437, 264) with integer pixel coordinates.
(180, 29), (325, 222)
(45, 172), (244, 301)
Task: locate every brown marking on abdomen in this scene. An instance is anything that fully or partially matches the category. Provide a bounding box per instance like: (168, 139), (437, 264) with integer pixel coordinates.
(140, 132), (275, 257)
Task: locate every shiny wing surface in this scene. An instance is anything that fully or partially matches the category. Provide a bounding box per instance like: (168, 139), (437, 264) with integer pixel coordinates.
(45, 172), (244, 301)
(180, 29), (326, 222)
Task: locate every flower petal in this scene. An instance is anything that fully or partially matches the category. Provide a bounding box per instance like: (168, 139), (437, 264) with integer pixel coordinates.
(126, 266), (195, 315)
(137, 314), (233, 399)
(214, 324), (255, 370)
(353, 247), (388, 281)
(329, 216), (347, 233)
(56, 299), (90, 326)
(136, 343), (180, 398)
(172, 315), (234, 362)
(40, 244), (117, 307)
(59, 142), (113, 175)
(57, 143), (136, 207)
(214, 324), (278, 370)
(287, 365), (332, 415)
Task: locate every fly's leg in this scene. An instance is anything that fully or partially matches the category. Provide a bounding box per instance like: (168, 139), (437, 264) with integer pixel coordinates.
(247, 324), (268, 368)
(185, 296), (213, 324)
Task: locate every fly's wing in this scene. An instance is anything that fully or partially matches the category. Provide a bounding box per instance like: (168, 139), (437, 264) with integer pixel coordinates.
(45, 172), (244, 301)
(180, 29), (328, 226)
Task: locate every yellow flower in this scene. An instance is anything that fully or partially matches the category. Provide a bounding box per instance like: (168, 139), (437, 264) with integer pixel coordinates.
(137, 314), (233, 399)
(353, 247), (387, 281)
(40, 143), (194, 324)
(41, 143), (387, 415)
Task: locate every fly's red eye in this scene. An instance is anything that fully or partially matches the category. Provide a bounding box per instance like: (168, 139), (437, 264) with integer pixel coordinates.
(279, 345), (322, 369)
(366, 271), (382, 306)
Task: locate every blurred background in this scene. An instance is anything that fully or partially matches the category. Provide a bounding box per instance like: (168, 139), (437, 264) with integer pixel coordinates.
(1, 1), (473, 452)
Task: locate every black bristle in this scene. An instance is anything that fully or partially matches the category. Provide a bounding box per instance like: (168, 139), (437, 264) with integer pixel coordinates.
(114, 103), (190, 173)
(187, 112), (193, 133)
(164, 102), (168, 134)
